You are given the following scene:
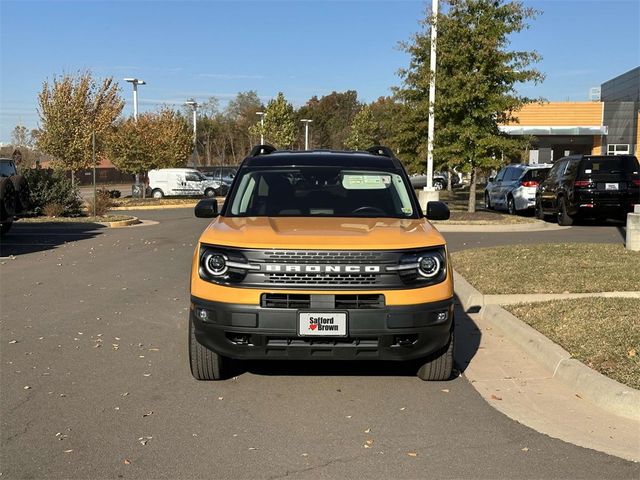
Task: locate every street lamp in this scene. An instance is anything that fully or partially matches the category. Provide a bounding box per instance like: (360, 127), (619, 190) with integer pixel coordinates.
(425, 0), (438, 192)
(300, 119), (313, 150)
(124, 78), (146, 121)
(256, 111), (265, 144)
(185, 99), (198, 166)
(124, 78), (146, 192)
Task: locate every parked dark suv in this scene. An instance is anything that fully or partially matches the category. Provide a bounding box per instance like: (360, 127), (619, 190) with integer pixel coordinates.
(535, 154), (640, 225)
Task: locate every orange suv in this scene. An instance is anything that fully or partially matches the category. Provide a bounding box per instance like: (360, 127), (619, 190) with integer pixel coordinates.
(189, 146), (453, 380)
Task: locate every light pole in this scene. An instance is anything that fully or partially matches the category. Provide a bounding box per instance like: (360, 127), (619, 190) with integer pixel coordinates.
(185, 99), (198, 166)
(300, 119), (313, 150)
(425, 0), (438, 192)
(256, 111), (265, 144)
(124, 78), (146, 193)
(124, 78), (146, 121)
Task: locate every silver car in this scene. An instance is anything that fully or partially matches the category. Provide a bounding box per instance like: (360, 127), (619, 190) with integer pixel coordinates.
(485, 164), (551, 214)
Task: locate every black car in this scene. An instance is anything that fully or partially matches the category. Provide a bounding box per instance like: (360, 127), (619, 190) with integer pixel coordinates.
(536, 154), (640, 225)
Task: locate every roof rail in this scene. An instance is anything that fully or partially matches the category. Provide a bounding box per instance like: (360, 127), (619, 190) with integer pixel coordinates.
(249, 144), (277, 157)
(366, 145), (394, 158)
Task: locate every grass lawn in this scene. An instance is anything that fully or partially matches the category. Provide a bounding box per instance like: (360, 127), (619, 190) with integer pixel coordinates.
(434, 210), (536, 224)
(451, 243), (640, 294)
(18, 215), (133, 223)
(506, 298), (640, 389)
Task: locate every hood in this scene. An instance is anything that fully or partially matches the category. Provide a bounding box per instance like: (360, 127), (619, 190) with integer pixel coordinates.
(198, 216), (446, 250)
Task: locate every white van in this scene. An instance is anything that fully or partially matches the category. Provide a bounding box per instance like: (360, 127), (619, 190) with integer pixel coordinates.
(148, 168), (221, 199)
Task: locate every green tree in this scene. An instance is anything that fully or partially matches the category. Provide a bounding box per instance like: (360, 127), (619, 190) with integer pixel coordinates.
(37, 71), (124, 176)
(297, 91), (361, 149)
(250, 92), (296, 149)
(345, 105), (380, 150)
(108, 109), (192, 175)
(397, 0), (543, 211)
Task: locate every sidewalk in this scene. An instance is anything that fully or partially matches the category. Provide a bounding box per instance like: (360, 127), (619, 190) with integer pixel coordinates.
(455, 273), (640, 461)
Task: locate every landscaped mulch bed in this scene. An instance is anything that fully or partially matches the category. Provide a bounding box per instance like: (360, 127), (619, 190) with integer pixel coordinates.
(18, 215), (133, 224)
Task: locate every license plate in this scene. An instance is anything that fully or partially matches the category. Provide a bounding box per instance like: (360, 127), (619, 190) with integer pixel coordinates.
(605, 183), (619, 190)
(298, 312), (347, 337)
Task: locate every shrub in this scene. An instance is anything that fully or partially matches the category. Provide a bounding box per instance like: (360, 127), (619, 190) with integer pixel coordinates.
(85, 188), (112, 216)
(42, 203), (64, 217)
(21, 167), (82, 216)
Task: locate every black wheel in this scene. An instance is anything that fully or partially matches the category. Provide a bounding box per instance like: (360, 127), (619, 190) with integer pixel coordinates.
(484, 192), (492, 210)
(189, 317), (230, 381)
(434, 180), (445, 191)
(507, 196), (516, 215)
(204, 188), (216, 198)
(417, 332), (454, 381)
(0, 178), (16, 219)
(152, 189), (164, 199)
(10, 175), (30, 213)
(557, 197), (573, 226)
(0, 222), (12, 236)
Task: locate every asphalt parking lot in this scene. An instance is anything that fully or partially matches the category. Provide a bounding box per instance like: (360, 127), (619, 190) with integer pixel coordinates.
(1, 208), (638, 479)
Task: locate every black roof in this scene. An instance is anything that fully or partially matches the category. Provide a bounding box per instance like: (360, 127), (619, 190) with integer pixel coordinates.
(242, 149), (403, 169)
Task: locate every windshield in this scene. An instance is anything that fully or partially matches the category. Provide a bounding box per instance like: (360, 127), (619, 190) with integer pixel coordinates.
(226, 167), (416, 218)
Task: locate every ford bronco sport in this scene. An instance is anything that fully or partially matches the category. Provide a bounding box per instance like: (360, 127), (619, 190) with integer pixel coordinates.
(189, 145), (453, 381)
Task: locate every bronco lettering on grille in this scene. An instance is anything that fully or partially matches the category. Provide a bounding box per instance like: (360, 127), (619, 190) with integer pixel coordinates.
(263, 264), (382, 273)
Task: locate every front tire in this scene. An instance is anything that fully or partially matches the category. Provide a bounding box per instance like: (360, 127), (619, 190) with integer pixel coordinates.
(417, 333), (454, 381)
(434, 180), (445, 191)
(189, 318), (230, 381)
(507, 196), (516, 215)
(152, 189), (164, 199)
(557, 197), (574, 226)
(204, 188), (215, 198)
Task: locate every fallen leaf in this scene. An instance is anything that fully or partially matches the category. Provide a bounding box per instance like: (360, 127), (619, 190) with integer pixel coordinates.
(364, 428), (371, 433)
(628, 349), (637, 358)
(143, 373), (151, 377)
(399, 407), (406, 411)
(124, 459), (131, 465)
(248, 447), (258, 451)
(407, 452), (418, 457)
(490, 394), (502, 401)
(121, 392), (129, 397)
(575, 394), (583, 399)
(142, 411), (153, 417)
(218, 396), (224, 400)
(345, 415), (352, 419)
(441, 389), (450, 393)
(301, 453), (308, 457)
(9, 340), (18, 344)
(521, 447), (529, 452)
(64, 449), (73, 453)
(23, 386), (31, 390)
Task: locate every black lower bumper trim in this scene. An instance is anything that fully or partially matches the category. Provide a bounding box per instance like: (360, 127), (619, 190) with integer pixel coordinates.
(190, 295), (454, 361)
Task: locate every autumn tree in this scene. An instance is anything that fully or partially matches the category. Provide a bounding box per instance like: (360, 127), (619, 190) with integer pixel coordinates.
(37, 72), (124, 176)
(296, 91), (361, 149)
(108, 109), (192, 175)
(345, 105), (380, 150)
(397, 0), (543, 211)
(250, 92), (296, 149)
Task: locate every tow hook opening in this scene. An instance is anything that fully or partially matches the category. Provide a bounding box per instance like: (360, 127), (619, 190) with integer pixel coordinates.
(393, 334), (419, 346)
(226, 333), (252, 345)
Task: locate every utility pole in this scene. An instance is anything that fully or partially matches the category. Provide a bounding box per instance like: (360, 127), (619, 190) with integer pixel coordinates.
(92, 132), (96, 217)
(124, 78), (146, 195)
(301, 119), (313, 150)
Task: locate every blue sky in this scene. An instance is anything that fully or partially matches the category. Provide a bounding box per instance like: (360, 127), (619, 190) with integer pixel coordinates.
(1, 0), (638, 143)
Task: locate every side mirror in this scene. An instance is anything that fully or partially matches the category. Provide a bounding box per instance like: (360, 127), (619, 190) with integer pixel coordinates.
(195, 198), (219, 218)
(425, 201), (450, 221)
(489, 176), (495, 182)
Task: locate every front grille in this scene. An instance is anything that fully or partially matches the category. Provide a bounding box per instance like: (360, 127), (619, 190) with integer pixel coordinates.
(261, 293), (311, 309)
(334, 294), (385, 309)
(264, 272), (378, 286)
(267, 337), (379, 347)
(263, 250), (385, 264)
(261, 293), (385, 309)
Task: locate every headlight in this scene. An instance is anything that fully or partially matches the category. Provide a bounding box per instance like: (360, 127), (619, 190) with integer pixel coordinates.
(198, 246), (259, 284)
(203, 252), (228, 276)
(418, 254), (441, 278)
(387, 247), (446, 285)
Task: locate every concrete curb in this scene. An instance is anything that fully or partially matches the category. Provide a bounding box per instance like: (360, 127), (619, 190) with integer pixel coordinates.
(110, 203), (198, 211)
(435, 220), (570, 232)
(454, 270), (640, 421)
(100, 216), (141, 228)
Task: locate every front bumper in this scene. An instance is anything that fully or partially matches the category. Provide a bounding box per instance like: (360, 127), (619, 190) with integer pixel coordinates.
(190, 295), (454, 361)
